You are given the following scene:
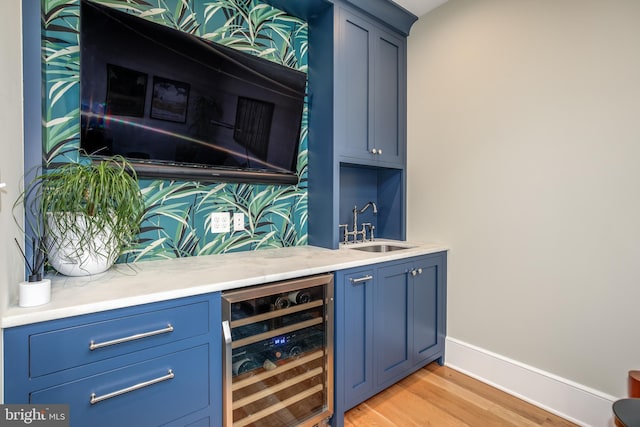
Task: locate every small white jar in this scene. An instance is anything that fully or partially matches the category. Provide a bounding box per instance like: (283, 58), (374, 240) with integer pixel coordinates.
(19, 279), (51, 307)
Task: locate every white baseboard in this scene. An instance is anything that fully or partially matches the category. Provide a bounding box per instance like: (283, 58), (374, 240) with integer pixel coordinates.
(445, 337), (619, 427)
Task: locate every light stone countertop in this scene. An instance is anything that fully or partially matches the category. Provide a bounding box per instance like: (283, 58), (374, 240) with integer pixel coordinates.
(1, 240), (448, 328)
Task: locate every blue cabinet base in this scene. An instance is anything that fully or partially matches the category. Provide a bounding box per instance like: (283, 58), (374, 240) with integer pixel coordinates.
(332, 252), (447, 427)
(3, 294), (222, 427)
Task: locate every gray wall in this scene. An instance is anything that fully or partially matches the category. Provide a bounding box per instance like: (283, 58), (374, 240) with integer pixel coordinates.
(407, 0), (640, 398)
(0, 0), (26, 400)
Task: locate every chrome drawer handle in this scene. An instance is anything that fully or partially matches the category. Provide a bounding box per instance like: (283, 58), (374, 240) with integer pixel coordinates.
(89, 324), (174, 351)
(90, 369), (174, 405)
(350, 275), (373, 284)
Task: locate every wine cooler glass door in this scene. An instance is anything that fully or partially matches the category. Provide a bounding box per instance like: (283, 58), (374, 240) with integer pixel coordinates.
(222, 274), (334, 427)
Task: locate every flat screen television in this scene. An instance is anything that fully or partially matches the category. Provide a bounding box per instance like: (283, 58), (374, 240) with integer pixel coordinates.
(80, 0), (307, 184)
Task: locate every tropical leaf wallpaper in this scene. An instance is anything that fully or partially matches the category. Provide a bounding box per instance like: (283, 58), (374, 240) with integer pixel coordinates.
(41, 0), (309, 262)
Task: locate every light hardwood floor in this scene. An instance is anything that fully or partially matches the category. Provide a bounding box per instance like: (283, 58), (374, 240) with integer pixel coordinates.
(344, 363), (578, 427)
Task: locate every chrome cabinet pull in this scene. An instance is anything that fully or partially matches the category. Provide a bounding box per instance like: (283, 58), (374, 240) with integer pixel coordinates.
(350, 275), (373, 284)
(89, 370), (174, 405)
(89, 324), (174, 351)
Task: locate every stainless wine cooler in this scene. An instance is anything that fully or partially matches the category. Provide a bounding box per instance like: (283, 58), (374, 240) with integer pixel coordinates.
(221, 274), (334, 427)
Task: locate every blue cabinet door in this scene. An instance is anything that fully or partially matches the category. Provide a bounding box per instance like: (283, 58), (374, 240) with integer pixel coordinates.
(412, 254), (446, 365)
(373, 30), (404, 166)
(335, 268), (375, 412)
(375, 260), (412, 387)
(337, 9), (371, 161)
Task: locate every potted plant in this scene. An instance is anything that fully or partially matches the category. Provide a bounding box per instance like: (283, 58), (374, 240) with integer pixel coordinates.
(17, 155), (145, 277)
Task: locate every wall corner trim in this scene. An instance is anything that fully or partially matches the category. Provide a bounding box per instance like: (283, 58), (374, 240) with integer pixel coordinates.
(445, 336), (618, 427)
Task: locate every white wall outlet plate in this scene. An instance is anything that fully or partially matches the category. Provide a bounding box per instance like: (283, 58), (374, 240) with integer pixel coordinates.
(211, 212), (230, 233)
(233, 213), (245, 231)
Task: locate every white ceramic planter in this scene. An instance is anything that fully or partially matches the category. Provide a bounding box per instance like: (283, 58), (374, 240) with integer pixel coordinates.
(46, 212), (118, 276)
(19, 279), (51, 307)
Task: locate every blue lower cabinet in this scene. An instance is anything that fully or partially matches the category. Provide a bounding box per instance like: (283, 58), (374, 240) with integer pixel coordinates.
(333, 252), (446, 427)
(31, 345), (210, 426)
(28, 301), (211, 379)
(3, 293), (222, 427)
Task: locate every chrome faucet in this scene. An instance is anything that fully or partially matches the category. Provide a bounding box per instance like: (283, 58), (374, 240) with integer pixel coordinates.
(359, 201), (378, 215)
(339, 202), (378, 244)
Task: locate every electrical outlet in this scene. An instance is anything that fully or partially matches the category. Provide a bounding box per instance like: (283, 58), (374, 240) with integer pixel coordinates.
(233, 213), (245, 231)
(210, 212), (230, 233)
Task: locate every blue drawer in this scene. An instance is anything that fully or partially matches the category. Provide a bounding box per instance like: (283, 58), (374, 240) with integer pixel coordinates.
(30, 301), (209, 378)
(30, 344), (210, 427)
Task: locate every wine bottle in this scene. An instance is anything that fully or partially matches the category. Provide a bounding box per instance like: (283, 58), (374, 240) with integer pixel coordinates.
(273, 295), (290, 310)
(232, 356), (259, 375)
(288, 290), (311, 304)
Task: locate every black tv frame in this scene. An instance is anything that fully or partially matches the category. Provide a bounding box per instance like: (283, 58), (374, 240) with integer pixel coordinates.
(79, 0), (305, 186)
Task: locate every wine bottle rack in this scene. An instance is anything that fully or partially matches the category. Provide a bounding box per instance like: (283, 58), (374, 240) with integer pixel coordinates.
(222, 274), (334, 427)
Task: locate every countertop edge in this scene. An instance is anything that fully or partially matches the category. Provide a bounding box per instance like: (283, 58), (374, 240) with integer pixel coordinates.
(1, 241), (448, 328)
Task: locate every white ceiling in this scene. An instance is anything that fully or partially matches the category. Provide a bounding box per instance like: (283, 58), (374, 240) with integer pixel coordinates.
(392, 0), (448, 17)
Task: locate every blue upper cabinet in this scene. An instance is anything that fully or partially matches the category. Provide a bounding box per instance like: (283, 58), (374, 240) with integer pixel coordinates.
(336, 6), (406, 168)
(304, 0), (416, 249)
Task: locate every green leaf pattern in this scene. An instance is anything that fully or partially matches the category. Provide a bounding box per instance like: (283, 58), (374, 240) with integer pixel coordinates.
(41, 0), (309, 261)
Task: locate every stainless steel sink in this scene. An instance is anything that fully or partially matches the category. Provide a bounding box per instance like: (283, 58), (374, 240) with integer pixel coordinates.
(349, 244), (411, 253)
